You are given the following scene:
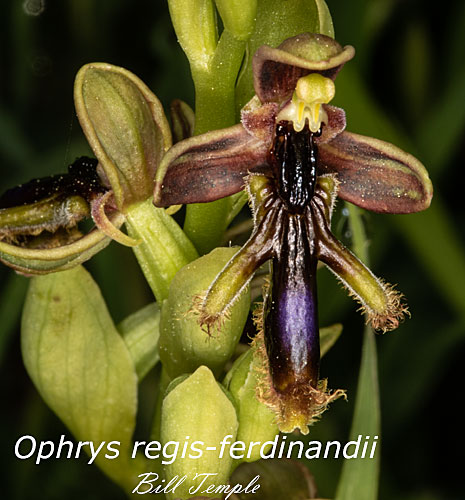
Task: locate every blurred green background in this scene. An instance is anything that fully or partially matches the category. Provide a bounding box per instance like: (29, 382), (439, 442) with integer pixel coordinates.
(0, 0), (463, 499)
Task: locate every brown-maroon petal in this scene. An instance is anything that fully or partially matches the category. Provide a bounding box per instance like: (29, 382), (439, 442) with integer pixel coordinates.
(317, 105), (346, 144)
(170, 99), (195, 144)
(318, 131), (433, 214)
(241, 97), (278, 143)
(253, 33), (355, 104)
(153, 124), (270, 207)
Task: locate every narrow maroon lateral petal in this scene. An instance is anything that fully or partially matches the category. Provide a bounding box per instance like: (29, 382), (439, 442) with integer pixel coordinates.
(318, 131), (433, 213)
(317, 105), (346, 144)
(170, 99), (195, 143)
(154, 124), (270, 207)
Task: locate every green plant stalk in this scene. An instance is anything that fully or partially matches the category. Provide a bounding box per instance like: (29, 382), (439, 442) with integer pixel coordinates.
(125, 198), (198, 303)
(183, 30), (247, 254)
(335, 203), (381, 500)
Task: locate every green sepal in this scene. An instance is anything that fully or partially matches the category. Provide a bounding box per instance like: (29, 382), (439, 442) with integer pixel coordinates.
(74, 63), (171, 210)
(0, 212), (124, 275)
(158, 247), (250, 379)
(21, 266), (143, 491)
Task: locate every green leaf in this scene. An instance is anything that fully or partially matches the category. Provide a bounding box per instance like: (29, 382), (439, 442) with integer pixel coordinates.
(117, 302), (161, 381)
(335, 325), (380, 500)
(336, 204), (380, 500)
(320, 323), (343, 357)
(21, 266), (142, 491)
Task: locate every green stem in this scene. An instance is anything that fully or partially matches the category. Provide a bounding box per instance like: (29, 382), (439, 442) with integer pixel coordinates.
(191, 30), (246, 135)
(184, 30), (247, 254)
(335, 203), (381, 500)
(125, 198), (198, 302)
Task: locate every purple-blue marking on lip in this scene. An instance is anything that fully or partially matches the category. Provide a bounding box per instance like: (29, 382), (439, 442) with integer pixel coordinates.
(264, 214), (320, 393)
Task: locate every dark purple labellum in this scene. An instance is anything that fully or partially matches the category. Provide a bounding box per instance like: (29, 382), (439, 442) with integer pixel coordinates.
(0, 157), (108, 247)
(263, 122), (321, 395)
(269, 122), (317, 212)
(0, 156), (105, 209)
(264, 213), (320, 393)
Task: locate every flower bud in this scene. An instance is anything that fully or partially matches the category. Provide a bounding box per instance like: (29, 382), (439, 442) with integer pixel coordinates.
(214, 0), (257, 41)
(159, 247), (250, 379)
(230, 458), (318, 499)
(167, 0), (217, 71)
(0, 157), (125, 275)
(223, 348), (279, 463)
(161, 366), (238, 500)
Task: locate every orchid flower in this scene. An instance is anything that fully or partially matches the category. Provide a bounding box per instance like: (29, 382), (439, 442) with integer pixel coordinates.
(153, 33), (433, 433)
(0, 64), (180, 278)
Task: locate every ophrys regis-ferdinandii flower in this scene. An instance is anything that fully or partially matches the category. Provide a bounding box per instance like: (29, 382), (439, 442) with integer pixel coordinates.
(153, 33), (433, 434)
(0, 64), (189, 278)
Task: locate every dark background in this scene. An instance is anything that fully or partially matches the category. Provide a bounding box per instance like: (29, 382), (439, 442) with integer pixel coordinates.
(0, 1), (463, 499)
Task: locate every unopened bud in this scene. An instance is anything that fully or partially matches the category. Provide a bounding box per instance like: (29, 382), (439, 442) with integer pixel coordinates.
(161, 366), (238, 499)
(224, 348), (279, 463)
(159, 247), (250, 379)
